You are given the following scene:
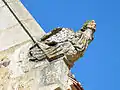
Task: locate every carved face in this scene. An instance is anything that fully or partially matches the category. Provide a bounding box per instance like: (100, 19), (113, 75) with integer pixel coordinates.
(87, 20), (96, 30)
(81, 20), (96, 32)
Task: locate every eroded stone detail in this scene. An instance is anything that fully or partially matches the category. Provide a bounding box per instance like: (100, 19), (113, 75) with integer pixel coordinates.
(0, 20), (96, 90)
(29, 20), (96, 68)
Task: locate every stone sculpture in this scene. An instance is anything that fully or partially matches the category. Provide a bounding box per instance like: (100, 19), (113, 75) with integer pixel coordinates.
(26, 20), (96, 90)
(0, 0), (96, 89)
(0, 18), (96, 90)
(29, 20), (96, 68)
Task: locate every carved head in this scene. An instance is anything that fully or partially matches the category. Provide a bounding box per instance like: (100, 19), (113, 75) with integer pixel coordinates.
(75, 20), (96, 39)
(81, 20), (96, 32)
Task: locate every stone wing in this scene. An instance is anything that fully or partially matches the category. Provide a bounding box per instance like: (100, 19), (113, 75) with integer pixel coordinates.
(0, 0), (45, 52)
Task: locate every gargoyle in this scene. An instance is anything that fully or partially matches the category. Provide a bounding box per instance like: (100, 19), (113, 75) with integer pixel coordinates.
(29, 20), (96, 68)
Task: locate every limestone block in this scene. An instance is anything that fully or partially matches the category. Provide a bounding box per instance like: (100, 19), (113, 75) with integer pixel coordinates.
(0, 5), (18, 30)
(0, 22), (44, 51)
(0, 0), (5, 8)
(5, 0), (19, 2)
(0, 0), (20, 8)
(39, 84), (60, 90)
(0, 24), (29, 51)
(21, 19), (45, 38)
(0, 0), (45, 52)
(0, 42), (71, 90)
(8, 1), (33, 21)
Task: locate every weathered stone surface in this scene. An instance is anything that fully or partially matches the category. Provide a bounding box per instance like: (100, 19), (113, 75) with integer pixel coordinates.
(0, 0), (5, 8)
(0, 24), (30, 51)
(0, 20), (96, 90)
(0, 42), (70, 90)
(21, 19), (44, 38)
(0, 0), (45, 52)
(8, 1), (33, 21)
(0, 5), (18, 30)
(4, 0), (19, 3)
(0, 0), (96, 89)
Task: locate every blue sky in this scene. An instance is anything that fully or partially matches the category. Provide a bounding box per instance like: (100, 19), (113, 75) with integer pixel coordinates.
(21, 0), (120, 90)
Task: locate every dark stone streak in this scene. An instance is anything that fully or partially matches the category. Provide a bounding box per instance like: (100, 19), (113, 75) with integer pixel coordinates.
(0, 61), (10, 67)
